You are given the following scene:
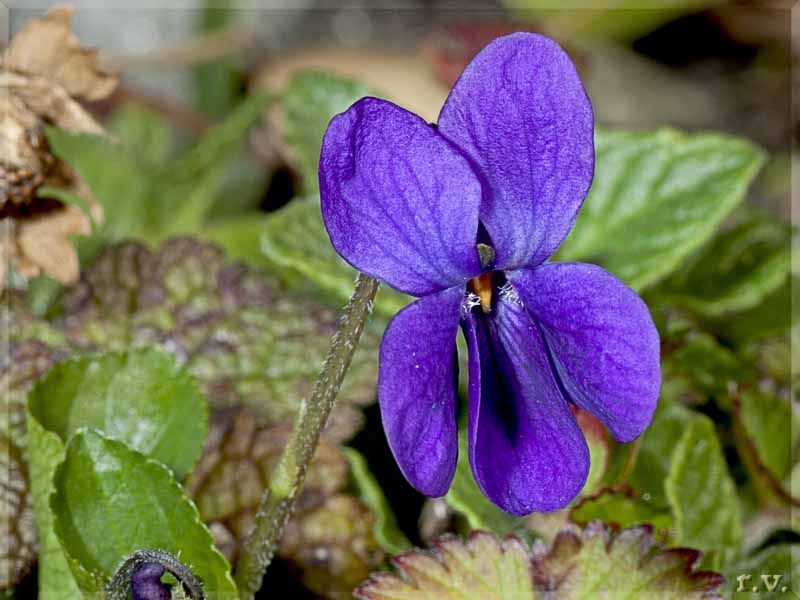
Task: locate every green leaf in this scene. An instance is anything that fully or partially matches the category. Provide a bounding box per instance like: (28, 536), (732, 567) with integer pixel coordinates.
(28, 348), (208, 480)
(38, 238), (380, 442)
(657, 210), (791, 316)
(738, 390), (798, 483)
(356, 525), (725, 600)
(665, 413), (742, 569)
(627, 398), (694, 507)
(569, 486), (673, 539)
(47, 93), (270, 244)
(355, 532), (535, 600)
(25, 348), (209, 597)
(727, 544), (799, 599)
(191, 0), (243, 116)
(662, 332), (748, 406)
(159, 167), (226, 237)
(444, 431), (521, 535)
(343, 447), (412, 555)
(27, 418), (82, 599)
(108, 102), (175, 165)
(264, 125), (765, 315)
(733, 389), (799, 506)
(281, 71), (374, 192)
(45, 127), (150, 237)
(260, 197), (410, 319)
(529, 522), (724, 599)
(197, 212), (272, 265)
(559, 128), (766, 291)
(169, 92), (271, 185)
(51, 430), (237, 595)
(24, 273), (63, 317)
(712, 276), (796, 345)
(146, 93), (272, 235)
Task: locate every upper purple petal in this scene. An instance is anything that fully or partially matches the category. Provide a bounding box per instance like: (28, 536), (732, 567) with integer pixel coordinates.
(438, 32), (594, 271)
(509, 263), (660, 442)
(320, 97), (482, 296)
(461, 293), (589, 515)
(379, 285), (463, 496)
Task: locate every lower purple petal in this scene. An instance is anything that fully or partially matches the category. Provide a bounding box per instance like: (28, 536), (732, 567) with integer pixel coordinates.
(379, 286), (463, 496)
(462, 294), (589, 515)
(509, 263), (660, 442)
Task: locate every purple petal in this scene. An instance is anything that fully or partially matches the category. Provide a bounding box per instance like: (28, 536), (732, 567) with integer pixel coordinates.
(509, 263), (660, 442)
(438, 33), (594, 270)
(379, 285), (464, 496)
(131, 563), (170, 600)
(462, 293), (589, 515)
(320, 97), (482, 296)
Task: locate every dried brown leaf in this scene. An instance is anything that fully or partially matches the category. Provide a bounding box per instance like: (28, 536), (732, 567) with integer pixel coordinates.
(1, 6), (111, 285)
(4, 5), (117, 101)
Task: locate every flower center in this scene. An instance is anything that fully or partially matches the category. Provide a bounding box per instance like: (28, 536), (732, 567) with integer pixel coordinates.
(468, 272), (494, 314)
(467, 243), (498, 314)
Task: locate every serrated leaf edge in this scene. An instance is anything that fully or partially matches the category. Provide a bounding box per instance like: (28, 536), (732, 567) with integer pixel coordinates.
(50, 428), (237, 594)
(353, 531), (530, 600)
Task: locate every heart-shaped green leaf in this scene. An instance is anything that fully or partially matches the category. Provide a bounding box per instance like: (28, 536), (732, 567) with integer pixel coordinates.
(28, 348), (207, 480)
(559, 128), (765, 291)
(26, 348), (208, 598)
(51, 430), (236, 595)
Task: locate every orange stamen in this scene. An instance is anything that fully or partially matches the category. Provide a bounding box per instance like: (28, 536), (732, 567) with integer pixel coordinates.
(468, 272), (493, 313)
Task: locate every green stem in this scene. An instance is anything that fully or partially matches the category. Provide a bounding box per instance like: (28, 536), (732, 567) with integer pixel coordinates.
(234, 273), (379, 599)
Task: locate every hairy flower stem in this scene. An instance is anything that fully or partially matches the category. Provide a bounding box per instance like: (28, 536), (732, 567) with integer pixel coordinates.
(234, 274), (380, 599)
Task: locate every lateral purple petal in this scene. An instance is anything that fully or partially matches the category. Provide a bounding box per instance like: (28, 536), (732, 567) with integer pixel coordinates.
(438, 33), (594, 271)
(320, 97), (482, 296)
(509, 263), (660, 442)
(379, 286), (464, 496)
(461, 294), (589, 515)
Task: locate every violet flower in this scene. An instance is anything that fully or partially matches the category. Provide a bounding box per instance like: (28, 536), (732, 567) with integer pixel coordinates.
(320, 33), (661, 515)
